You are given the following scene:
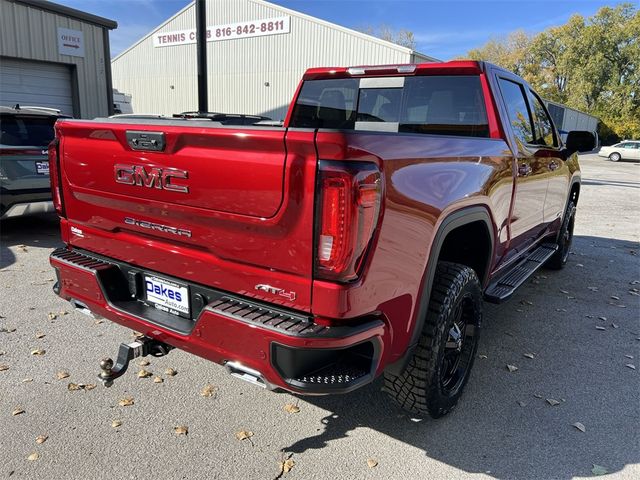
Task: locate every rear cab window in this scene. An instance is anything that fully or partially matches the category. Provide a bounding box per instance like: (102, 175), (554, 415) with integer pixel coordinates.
(0, 114), (57, 147)
(290, 75), (490, 138)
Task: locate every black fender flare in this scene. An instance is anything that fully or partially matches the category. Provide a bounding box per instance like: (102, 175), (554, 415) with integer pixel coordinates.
(385, 206), (495, 376)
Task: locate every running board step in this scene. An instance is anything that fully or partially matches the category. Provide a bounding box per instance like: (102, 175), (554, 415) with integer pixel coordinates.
(484, 243), (558, 303)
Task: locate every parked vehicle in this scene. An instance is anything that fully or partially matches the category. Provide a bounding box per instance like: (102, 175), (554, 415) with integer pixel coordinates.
(598, 140), (640, 162)
(1, 105), (69, 219)
(48, 61), (594, 417)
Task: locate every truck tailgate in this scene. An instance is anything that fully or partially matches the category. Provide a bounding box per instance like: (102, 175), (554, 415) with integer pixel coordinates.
(54, 120), (317, 311)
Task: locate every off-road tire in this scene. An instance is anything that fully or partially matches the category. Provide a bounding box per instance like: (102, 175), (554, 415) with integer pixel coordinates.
(384, 262), (482, 418)
(547, 200), (576, 269)
(609, 152), (621, 162)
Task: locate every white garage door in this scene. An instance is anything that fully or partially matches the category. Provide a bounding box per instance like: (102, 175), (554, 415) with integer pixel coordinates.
(0, 58), (74, 116)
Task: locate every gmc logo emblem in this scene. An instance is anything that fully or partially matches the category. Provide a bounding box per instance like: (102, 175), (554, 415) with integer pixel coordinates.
(114, 164), (189, 193)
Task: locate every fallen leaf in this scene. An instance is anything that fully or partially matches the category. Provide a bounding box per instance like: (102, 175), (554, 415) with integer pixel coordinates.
(284, 404), (300, 414)
(478, 354), (488, 359)
(598, 316), (607, 321)
(625, 354), (634, 359)
(94, 320), (104, 325)
(111, 420), (122, 428)
(518, 401), (527, 407)
(592, 464), (608, 476)
(67, 382), (81, 391)
(35, 435), (48, 444)
(572, 422), (586, 432)
(118, 397), (135, 407)
(626, 364), (636, 370)
(12, 407), (25, 416)
(235, 430), (253, 441)
(560, 289), (569, 294)
(611, 323), (619, 329)
(533, 393), (543, 399)
(35, 332), (46, 339)
(58, 310), (68, 316)
(506, 364), (518, 372)
(610, 295), (620, 300)
(131, 331), (144, 338)
(138, 359), (150, 366)
(0, 364), (8, 371)
(30, 349), (46, 356)
(84, 384), (96, 390)
(27, 452), (38, 461)
(523, 353), (535, 359)
(367, 459), (378, 469)
(174, 426), (188, 436)
(576, 263), (584, 267)
(137, 369), (152, 378)
(546, 398), (561, 406)
(47, 313), (57, 320)
(153, 376), (164, 383)
(595, 326), (606, 331)
(0, 350), (5, 355)
(200, 384), (216, 397)
(280, 459), (295, 473)
(588, 286), (599, 291)
(56, 370), (70, 380)
(165, 368), (177, 376)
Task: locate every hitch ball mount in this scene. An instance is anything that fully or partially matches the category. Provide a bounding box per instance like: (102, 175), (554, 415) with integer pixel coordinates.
(98, 336), (173, 387)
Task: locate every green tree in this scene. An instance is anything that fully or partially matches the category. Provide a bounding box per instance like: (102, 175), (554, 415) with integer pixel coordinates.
(466, 3), (640, 140)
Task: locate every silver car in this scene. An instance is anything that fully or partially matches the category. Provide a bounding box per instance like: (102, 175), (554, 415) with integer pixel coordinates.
(598, 140), (640, 162)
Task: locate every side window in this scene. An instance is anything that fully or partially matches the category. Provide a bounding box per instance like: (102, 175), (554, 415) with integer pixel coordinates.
(498, 78), (534, 145)
(529, 91), (557, 147)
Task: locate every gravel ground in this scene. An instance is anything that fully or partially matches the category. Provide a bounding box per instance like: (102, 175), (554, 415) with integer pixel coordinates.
(0, 153), (638, 480)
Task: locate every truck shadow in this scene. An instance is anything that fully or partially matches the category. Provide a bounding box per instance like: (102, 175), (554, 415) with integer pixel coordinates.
(0, 214), (61, 269)
(285, 234), (640, 479)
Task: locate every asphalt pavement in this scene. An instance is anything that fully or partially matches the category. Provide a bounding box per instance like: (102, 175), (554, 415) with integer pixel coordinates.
(1, 153), (638, 480)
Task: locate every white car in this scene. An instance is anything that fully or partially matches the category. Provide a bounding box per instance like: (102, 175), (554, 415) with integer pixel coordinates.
(598, 140), (640, 162)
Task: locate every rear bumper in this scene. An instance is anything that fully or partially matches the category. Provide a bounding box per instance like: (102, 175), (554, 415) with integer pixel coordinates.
(50, 247), (386, 394)
(1, 187), (53, 219)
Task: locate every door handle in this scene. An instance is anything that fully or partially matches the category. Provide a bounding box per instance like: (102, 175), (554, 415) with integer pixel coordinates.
(518, 164), (532, 177)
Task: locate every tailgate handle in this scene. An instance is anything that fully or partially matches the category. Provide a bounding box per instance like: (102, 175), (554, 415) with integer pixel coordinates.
(126, 131), (166, 152)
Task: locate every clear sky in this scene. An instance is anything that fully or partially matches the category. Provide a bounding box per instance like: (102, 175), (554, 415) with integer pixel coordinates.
(56, 0), (629, 60)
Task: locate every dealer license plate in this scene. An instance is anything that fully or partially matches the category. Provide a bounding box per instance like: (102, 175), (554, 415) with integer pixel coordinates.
(35, 161), (49, 175)
(144, 275), (190, 317)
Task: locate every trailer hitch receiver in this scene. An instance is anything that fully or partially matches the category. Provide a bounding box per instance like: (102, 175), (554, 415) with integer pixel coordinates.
(98, 336), (173, 387)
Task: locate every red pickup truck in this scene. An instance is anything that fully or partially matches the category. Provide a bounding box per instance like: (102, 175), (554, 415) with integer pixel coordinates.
(49, 61), (594, 418)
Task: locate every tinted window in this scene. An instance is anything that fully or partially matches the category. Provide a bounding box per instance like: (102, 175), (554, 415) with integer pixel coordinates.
(399, 76), (488, 137)
(546, 103), (565, 129)
(529, 91), (557, 147)
(498, 78), (534, 145)
(289, 78), (358, 129)
(357, 88), (402, 122)
(290, 75), (489, 137)
(0, 115), (57, 147)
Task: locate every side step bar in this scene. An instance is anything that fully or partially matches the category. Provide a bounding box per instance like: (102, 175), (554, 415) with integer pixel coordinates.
(484, 243), (558, 303)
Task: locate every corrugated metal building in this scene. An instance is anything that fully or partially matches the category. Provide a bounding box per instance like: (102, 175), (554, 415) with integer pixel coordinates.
(112, 0), (438, 120)
(0, 0), (117, 118)
(544, 99), (599, 141)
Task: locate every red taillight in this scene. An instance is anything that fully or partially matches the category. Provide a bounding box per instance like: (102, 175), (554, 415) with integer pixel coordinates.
(316, 162), (382, 282)
(47, 139), (65, 216)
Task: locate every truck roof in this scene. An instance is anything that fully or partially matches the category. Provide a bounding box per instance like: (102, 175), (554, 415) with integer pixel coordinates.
(302, 60), (485, 80)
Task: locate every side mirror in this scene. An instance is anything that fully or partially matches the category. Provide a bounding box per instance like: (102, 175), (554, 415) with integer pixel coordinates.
(565, 131), (596, 156)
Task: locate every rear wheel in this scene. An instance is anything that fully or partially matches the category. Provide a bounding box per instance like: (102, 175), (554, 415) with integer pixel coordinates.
(547, 200), (576, 269)
(609, 152), (621, 162)
(384, 262), (482, 418)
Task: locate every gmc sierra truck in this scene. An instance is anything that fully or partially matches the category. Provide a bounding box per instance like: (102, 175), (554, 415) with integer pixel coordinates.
(49, 61), (595, 418)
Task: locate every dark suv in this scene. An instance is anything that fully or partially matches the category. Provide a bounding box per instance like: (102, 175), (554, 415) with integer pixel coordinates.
(0, 105), (68, 219)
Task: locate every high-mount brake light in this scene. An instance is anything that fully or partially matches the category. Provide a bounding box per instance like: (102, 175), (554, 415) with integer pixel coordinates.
(346, 64), (417, 76)
(47, 138), (65, 217)
(316, 162), (382, 282)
